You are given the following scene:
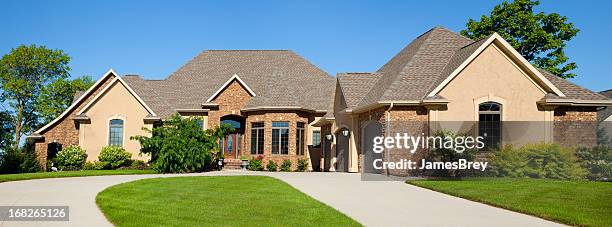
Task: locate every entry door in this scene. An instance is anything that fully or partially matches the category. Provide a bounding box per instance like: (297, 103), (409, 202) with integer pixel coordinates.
(223, 134), (241, 159)
(335, 131), (349, 172)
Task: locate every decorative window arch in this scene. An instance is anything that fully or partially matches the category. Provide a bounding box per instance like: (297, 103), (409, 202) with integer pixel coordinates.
(108, 119), (124, 146)
(478, 102), (502, 150)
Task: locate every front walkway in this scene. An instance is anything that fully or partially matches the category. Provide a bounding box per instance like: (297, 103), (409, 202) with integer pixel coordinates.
(0, 171), (562, 227)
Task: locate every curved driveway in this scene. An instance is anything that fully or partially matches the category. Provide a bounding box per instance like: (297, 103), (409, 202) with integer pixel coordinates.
(0, 171), (563, 227)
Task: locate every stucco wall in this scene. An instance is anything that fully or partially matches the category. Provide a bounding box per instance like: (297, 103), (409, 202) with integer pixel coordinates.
(34, 74), (116, 168)
(79, 80), (152, 161)
(437, 44), (550, 122)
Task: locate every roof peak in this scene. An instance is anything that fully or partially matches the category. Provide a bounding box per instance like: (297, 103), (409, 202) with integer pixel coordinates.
(205, 49), (291, 52)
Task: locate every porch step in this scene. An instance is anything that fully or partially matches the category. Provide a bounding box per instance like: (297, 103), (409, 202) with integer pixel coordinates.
(222, 159), (244, 170)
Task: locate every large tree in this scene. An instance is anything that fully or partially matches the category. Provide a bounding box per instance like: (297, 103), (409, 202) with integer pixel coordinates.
(0, 110), (13, 150)
(0, 45), (70, 147)
(461, 0), (580, 79)
(36, 76), (94, 124)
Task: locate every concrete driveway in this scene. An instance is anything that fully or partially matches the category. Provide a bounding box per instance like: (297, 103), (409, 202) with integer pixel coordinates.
(0, 171), (563, 227)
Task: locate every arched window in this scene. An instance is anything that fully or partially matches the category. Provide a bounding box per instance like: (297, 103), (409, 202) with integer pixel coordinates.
(478, 102), (501, 150)
(109, 119), (124, 146)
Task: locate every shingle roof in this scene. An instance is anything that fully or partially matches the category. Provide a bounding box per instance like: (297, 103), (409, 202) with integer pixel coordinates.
(539, 69), (609, 101)
(357, 27), (473, 107)
(121, 50), (335, 118)
(337, 72), (383, 109)
(337, 26), (608, 111)
(599, 89), (612, 122)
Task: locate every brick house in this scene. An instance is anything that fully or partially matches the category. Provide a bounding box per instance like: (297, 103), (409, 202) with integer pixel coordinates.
(313, 27), (611, 173)
(28, 50), (334, 170)
(28, 27), (610, 173)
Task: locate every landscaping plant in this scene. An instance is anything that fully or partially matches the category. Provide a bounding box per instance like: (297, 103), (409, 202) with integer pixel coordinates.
(248, 156), (264, 171)
(130, 160), (148, 170)
(131, 114), (232, 173)
(280, 159), (292, 172)
(296, 158), (308, 172)
(54, 145), (87, 170)
(98, 146), (132, 169)
(575, 145), (611, 181)
(266, 160), (277, 171)
(490, 143), (587, 180)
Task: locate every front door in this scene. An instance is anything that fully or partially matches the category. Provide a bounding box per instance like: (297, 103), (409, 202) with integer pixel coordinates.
(222, 134), (241, 159)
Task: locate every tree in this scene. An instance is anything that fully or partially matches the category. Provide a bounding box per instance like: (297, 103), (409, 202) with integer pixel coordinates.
(0, 45), (70, 147)
(36, 76), (94, 124)
(0, 110), (13, 150)
(461, 0), (580, 78)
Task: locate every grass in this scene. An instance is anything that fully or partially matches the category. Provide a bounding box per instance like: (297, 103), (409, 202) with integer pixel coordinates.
(407, 178), (612, 227)
(0, 169), (156, 183)
(96, 176), (361, 227)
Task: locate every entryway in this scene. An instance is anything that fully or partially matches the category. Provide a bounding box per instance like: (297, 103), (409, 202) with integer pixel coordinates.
(220, 115), (245, 159)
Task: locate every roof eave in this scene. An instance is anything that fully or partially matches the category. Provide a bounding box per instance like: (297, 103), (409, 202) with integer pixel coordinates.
(537, 99), (612, 107)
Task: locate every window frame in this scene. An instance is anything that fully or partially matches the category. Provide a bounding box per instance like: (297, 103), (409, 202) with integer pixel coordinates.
(478, 101), (502, 150)
(296, 122), (306, 156)
(272, 121), (289, 155)
(108, 118), (124, 147)
(312, 130), (321, 148)
(250, 122), (264, 155)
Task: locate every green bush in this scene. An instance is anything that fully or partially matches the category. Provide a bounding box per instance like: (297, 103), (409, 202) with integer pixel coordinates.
(266, 160), (277, 171)
(98, 146), (132, 169)
(83, 161), (95, 170)
(55, 145), (87, 170)
(280, 159), (292, 172)
(296, 158), (308, 172)
(491, 143), (587, 180)
(130, 160), (148, 170)
(248, 156), (264, 171)
(0, 145), (40, 173)
(423, 131), (478, 177)
(576, 146), (611, 181)
(94, 161), (107, 170)
(131, 114), (232, 173)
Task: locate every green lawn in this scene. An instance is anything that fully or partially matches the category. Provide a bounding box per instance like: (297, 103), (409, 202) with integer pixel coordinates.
(0, 169), (156, 183)
(96, 176), (360, 227)
(408, 178), (612, 227)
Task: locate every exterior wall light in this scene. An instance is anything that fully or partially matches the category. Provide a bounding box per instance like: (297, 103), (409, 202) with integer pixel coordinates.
(325, 134), (333, 140)
(342, 129), (350, 137)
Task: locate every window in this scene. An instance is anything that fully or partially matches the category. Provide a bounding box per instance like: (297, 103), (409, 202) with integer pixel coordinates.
(478, 102), (501, 150)
(296, 122), (305, 155)
(109, 119), (124, 146)
(250, 122), (264, 154)
(272, 122), (289, 155)
(312, 130), (321, 148)
(196, 119), (204, 129)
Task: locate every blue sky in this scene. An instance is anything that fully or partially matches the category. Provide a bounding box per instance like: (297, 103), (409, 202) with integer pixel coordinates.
(1, 0), (610, 91)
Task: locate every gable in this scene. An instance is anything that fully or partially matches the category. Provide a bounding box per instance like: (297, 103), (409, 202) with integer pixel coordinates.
(439, 43), (548, 97)
(206, 74), (256, 103)
(428, 33), (565, 98)
(437, 44), (548, 121)
(79, 79), (152, 117)
(211, 79), (253, 110)
(34, 69), (119, 135)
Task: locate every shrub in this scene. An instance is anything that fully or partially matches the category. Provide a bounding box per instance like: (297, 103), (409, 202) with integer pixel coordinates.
(266, 160), (278, 171)
(130, 160), (148, 170)
(423, 131), (478, 177)
(55, 145), (87, 170)
(296, 158), (308, 172)
(490, 143), (587, 180)
(131, 114), (232, 173)
(98, 146), (132, 169)
(248, 156), (264, 171)
(94, 161), (107, 170)
(0, 146), (40, 174)
(83, 161), (95, 170)
(576, 146), (611, 181)
(280, 159), (292, 172)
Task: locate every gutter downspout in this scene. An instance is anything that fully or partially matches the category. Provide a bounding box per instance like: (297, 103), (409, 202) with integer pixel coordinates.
(385, 102), (394, 176)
